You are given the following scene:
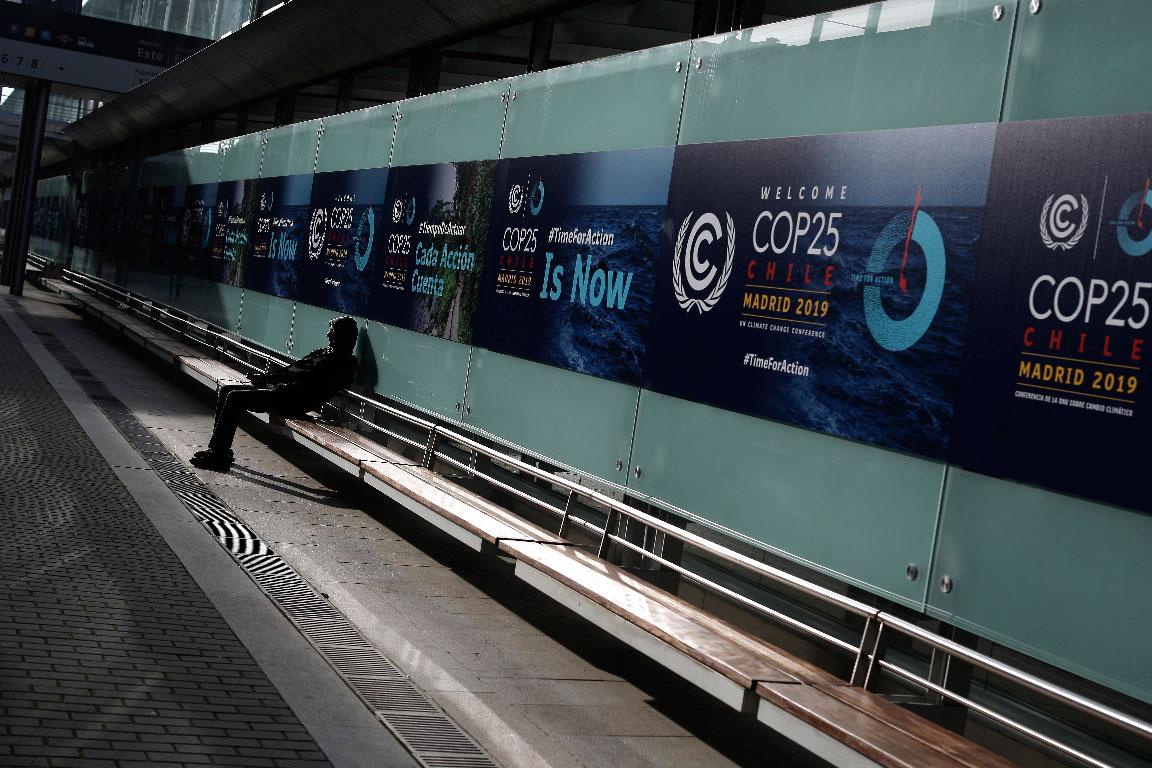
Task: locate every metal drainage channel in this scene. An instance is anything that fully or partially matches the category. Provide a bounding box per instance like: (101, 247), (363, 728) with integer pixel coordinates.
(14, 303), (499, 768)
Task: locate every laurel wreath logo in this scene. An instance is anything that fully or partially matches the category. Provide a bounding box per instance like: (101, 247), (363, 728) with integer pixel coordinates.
(672, 211), (735, 313)
(1040, 193), (1089, 251)
(307, 208), (327, 261)
(508, 184), (524, 214)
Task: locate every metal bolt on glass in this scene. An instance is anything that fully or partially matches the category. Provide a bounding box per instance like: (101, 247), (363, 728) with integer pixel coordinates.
(992, 4), (1004, 21)
(940, 575), (954, 593)
(615, 460), (623, 472)
(1030, 0), (1042, 13)
(675, 61), (682, 73)
(906, 563), (919, 581)
(695, 57), (703, 69)
(634, 466), (642, 478)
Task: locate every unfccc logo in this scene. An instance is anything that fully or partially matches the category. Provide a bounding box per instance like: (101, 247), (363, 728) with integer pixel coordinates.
(672, 211), (735, 313)
(508, 184), (524, 214)
(391, 195), (416, 225)
(307, 208), (326, 260)
(1040, 193), (1089, 251)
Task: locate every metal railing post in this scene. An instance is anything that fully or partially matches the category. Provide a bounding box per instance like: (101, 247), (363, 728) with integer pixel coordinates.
(558, 489), (576, 537)
(421, 426), (440, 469)
(597, 507), (619, 561)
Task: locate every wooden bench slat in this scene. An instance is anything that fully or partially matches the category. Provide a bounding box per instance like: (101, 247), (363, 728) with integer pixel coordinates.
(814, 685), (1018, 768)
(284, 420), (397, 467)
(398, 465), (564, 544)
(756, 683), (1017, 768)
(145, 336), (203, 363)
(362, 461), (560, 547)
(501, 540), (838, 689)
(180, 357), (249, 388)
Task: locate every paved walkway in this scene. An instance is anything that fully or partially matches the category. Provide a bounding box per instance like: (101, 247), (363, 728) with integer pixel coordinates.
(1, 285), (823, 768)
(0, 306), (332, 767)
(0, 292), (414, 768)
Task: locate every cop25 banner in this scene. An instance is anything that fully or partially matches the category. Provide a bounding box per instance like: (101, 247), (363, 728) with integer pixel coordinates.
(205, 179), (255, 286)
(301, 167), (389, 317)
(475, 147), (674, 384)
(180, 182), (218, 276)
(245, 173), (313, 301)
(644, 124), (996, 459)
(951, 114), (1151, 513)
(373, 160), (496, 343)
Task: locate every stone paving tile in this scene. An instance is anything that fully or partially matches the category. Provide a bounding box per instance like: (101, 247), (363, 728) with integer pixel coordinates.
(0, 310), (333, 768)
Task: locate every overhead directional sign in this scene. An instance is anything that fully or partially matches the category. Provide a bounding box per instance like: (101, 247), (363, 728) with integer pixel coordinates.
(0, 4), (208, 92)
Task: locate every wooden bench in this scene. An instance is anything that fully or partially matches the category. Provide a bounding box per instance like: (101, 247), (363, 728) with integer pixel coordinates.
(59, 285), (1019, 768)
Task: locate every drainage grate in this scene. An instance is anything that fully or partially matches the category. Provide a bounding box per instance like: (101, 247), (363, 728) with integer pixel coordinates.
(385, 713), (488, 754)
(350, 677), (439, 713)
(321, 646), (405, 678)
(17, 306), (499, 768)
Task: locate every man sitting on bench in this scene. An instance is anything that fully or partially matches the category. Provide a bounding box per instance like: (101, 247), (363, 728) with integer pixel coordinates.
(191, 315), (359, 471)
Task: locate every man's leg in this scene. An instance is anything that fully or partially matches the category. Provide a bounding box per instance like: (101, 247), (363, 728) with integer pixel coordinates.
(206, 388), (278, 456)
(212, 384), (253, 434)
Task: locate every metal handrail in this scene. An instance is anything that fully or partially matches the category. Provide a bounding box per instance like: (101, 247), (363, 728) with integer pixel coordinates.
(877, 613), (1152, 742)
(52, 266), (1152, 766)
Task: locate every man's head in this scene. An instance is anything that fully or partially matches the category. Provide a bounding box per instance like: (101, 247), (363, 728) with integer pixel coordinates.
(327, 316), (359, 352)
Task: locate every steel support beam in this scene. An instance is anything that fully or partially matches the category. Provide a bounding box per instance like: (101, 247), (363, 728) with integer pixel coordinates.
(2, 79), (51, 296)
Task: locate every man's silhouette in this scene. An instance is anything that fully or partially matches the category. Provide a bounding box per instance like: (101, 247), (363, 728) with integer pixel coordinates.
(191, 316), (359, 471)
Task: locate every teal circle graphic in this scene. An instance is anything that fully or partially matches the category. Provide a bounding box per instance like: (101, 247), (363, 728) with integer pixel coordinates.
(863, 211), (946, 352)
(529, 180), (545, 216)
(1117, 188), (1152, 257)
(404, 195), (416, 226)
(353, 207), (374, 272)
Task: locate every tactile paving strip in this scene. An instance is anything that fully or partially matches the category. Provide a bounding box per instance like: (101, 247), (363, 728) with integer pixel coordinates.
(16, 304), (499, 768)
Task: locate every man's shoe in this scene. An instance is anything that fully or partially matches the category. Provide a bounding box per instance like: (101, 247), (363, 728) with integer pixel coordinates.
(191, 451), (233, 471)
(193, 448), (232, 460)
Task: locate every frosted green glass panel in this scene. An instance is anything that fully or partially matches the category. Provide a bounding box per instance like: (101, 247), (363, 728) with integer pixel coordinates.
(167, 274), (210, 317)
(679, 0), (1016, 144)
(238, 291), (294, 353)
(200, 283), (244, 332)
(261, 120), (321, 178)
(929, 469), (1152, 705)
(290, 302), (344, 356)
(184, 143), (222, 184)
(315, 105), (396, 173)
(629, 392), (944, 607)
(391, 81), (508, 166)
(126, 271), (179, 304)
(1003, 0), (1152, 121)
(464, 350), (638, 483)
(219, 135), (263, 182)
(501, 41), (691, 158)
(362, 322), (470, 421)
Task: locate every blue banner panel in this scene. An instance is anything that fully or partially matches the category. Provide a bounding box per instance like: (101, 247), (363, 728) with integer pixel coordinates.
(246, 174), (312, 300)
(644, 124), (996, 459)
(300, 167), (388, 317)
(951, 114), (1152, 513)
(373, 160), (496, 343)
(126, 188), (159, 273)
(180, 182), (218, 276)
(475, 147), (674, 384)
(151, 186), (183, 274)
(205, 178), (253, 286)
(73, 191), (91, 251)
